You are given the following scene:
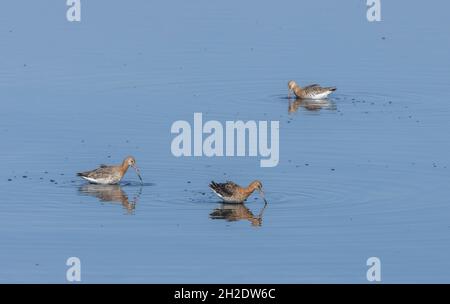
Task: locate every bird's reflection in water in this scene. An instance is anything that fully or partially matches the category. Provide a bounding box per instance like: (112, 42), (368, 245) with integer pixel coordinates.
(79, 184), (142, 214)
(288, 98), (337, 113)
(209, 202), (268, 227)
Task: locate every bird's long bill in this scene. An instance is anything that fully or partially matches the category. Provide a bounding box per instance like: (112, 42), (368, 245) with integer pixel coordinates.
(132, 165), (144, 184)
(259, 189), (268, 204)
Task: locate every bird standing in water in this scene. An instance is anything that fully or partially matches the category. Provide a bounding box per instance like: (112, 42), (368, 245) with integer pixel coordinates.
(209, 180), (266, 204)
(77, 156), (143, 185)
(288, 80), (336, 99)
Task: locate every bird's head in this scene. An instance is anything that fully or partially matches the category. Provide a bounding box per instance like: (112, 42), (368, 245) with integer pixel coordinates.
(288, 80), (297, 91)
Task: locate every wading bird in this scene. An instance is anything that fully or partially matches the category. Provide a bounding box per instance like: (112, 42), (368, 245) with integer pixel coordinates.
(77, 156), (143, 185)
(209, 180), (266, 204)
(288, 80), (336, 99)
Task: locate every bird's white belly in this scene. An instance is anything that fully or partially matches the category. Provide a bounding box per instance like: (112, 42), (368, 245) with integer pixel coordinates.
(81, 176), (120, 185)
(211, 188), (224, 199)
(211, 188), (243, 203)
(309, 92), (331, 99)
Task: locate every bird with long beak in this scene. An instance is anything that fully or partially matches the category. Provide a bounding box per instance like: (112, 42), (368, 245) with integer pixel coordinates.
(209, 180), (267, 204)
(288, 80), (336, 99)
(77, 156), (143, 185)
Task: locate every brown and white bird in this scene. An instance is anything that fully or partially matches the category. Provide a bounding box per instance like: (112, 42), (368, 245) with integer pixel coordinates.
(77, 156), (143, 185)
(209, 180), (266, 204)
(288, 80), (336, 99)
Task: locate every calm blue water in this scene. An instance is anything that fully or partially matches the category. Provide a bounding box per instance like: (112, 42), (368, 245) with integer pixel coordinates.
(1, 0), (450, 283)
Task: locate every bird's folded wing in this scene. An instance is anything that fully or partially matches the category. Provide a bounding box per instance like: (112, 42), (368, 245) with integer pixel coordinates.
(303, 84), (320, 89)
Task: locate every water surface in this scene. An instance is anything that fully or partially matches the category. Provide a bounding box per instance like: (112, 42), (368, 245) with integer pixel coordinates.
(1, 1), (450, 283)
